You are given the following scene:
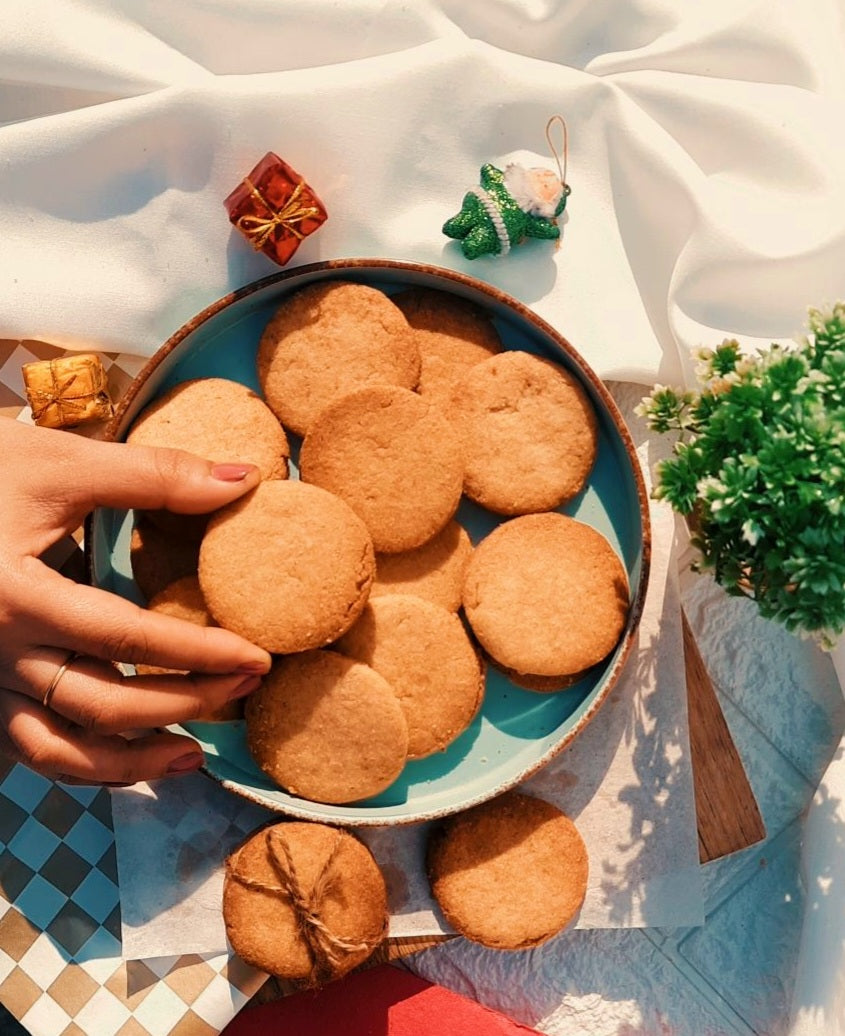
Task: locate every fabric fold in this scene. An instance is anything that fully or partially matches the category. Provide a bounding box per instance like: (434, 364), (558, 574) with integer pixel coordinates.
(2, 5), (844, 387)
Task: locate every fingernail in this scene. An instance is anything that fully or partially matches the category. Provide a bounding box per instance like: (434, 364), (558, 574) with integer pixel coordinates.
(211, 463), (256, 482)
(228, 675), (262, 701)
(234, 659), (271, 674)
(166, 751), (205, 775)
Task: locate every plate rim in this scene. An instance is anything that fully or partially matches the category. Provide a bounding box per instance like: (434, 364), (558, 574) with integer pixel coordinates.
(86, 257), (652, 825)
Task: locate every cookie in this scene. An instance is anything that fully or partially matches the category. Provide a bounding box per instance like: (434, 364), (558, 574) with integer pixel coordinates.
(133, 576), (241, 719)
(127, 376), (289, 537)
(300, 385), (464, 554)
(462, 513), (629, 690)
(198, 480), (375, 654)
(336, 595), (484, 759)
(137, 575), (211, 638)
(392, 287), (502, 409)
(449, 350), (598, 515)
(129, 515), (201, 602)
(257, 281), (421, 436)
(370, 519), (473, 613)
(426, 791), (588, 949)
(245, 650), (408, 804)
(127, 376), (290, 480)
(224, 820), (388, 984)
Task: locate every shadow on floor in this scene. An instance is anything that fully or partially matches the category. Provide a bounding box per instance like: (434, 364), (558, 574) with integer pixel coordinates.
(0, 1003), (27, 1035)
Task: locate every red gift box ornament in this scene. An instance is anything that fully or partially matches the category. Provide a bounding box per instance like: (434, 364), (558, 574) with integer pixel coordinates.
(224, 153), (328, 266)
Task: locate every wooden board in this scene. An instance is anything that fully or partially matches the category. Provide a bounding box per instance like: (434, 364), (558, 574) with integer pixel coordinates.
(683, 609), (766, 863)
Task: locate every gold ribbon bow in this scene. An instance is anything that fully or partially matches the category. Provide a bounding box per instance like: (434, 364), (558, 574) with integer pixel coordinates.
(235, 178), (321, 251)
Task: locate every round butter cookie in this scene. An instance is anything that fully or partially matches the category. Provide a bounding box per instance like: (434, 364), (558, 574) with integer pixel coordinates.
(449, 350), (598, 515)
(427, 792), (588, 949)
(392, 288), (502, 409)
(127, 377), (289, 480)
(127, 376), (289, 537)
(130, 516), (201, 602)
(300, 385), (463, 554)
(462, 513), (629, 690)
(370, 519), (473, 613)
(246, 650), (408, 804)
(224, 821), (388, 984)
(336, 595), (484, 759)
(133, 576), (240, 719)
(138, 575), (211, 636)
(199, 480), (375, 654)
(257, 281), (421, 436)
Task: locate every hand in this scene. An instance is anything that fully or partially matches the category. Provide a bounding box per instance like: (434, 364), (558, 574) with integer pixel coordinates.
(0, 417), (272, 786)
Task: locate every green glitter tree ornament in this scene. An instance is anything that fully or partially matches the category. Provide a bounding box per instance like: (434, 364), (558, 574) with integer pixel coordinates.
(443, 117), (571, 260)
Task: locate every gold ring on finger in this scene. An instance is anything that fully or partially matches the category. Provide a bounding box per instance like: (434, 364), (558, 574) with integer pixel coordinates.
(42, 652), (81, 710)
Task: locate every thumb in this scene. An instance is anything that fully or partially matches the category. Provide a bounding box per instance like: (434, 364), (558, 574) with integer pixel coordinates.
(60, 435), (263, 515)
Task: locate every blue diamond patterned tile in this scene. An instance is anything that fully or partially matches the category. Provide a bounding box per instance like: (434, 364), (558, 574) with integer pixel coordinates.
(96, 843), (118, 885)
(45, 898), (102, 957)
(14, 874), (67, 930)
(85, 788), (113, 831)
(38, 843), (89, 898)
(73, 923), (121, 964)
(0, 797), (28, 848)
(56, 783), (102, 808)
(31, 785), (85, 840)
(102, 903), (121, 941)
(7, 817), (61, 872)
(71, 868), (118, 925)
(0, 766), (51, 814)
(63, 813), (113, 867)
(0, 850), (34, 903)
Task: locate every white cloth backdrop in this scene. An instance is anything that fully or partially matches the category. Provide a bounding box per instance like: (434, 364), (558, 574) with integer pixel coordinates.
(2, 0), (845, 387)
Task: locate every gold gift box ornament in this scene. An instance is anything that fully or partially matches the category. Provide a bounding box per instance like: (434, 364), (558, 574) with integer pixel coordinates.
(22, 353), (114, 430)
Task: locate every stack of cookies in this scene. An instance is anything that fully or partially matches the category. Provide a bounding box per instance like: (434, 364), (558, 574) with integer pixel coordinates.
(126, 279), (630, 806)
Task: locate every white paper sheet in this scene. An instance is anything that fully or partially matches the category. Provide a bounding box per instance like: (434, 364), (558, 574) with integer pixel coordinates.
(111, 384), (702, 959)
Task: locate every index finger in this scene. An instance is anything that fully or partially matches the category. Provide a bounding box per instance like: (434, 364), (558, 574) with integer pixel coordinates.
(28, 566), (271, 674)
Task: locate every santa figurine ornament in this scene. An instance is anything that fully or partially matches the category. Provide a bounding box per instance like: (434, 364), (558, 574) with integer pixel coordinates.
(443, 116), (571, 260)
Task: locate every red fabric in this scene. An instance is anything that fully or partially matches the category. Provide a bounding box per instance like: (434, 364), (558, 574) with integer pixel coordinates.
(222, 964), (544, 1035)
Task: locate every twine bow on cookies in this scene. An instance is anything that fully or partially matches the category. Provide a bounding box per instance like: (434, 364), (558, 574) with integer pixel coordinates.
(235, 178), (321, 251)
(227, 827), (382, 987)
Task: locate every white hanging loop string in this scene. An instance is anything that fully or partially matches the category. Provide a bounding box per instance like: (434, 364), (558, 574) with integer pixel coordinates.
(545, 115), (569, 194)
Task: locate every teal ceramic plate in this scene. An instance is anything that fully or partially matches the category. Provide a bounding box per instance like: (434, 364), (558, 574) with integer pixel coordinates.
(87, 259), (650, 826)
